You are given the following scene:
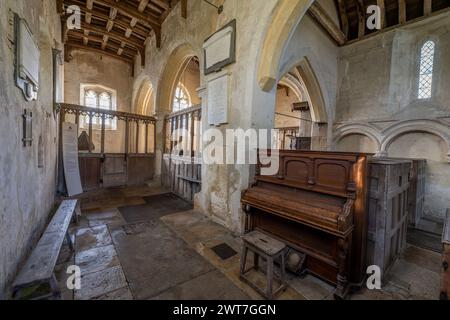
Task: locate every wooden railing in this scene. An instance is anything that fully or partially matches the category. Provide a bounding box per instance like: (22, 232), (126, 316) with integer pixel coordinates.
(165, 105), (202, 156)
(56, 103), (158, 191)
(276, 126), (300, 150)
(57, 103), (157, 155)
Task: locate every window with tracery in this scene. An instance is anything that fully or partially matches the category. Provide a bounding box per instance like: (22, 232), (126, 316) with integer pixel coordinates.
(80, 86), (117, 130)
(418, 40), (436, 99)
(172, 84), (191, 112)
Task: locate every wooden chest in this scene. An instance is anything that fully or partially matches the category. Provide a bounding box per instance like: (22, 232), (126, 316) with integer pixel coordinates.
(367, 159), (411, 279)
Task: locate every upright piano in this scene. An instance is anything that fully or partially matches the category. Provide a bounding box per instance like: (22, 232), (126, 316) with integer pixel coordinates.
(241, 150), (370, 299)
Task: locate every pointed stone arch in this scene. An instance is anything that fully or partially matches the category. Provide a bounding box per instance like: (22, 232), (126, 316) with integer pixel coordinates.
(134, 77), (154, 116)
(156, 43), (198, 113)
(257, 0), (315, 92)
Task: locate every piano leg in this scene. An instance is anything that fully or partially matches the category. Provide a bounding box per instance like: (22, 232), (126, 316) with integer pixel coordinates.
(334, 237), (350, 300)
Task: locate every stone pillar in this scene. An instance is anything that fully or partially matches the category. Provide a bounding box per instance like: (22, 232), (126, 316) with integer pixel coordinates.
(311, 122), (328, 151)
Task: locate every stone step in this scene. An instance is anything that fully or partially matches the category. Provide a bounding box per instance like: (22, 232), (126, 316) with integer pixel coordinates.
(407, 228), (442, 253)
(415, 216), (444, 235)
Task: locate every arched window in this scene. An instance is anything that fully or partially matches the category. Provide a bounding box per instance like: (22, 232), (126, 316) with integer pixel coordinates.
(172, 83), (191, 112)
(418, 40), (435, 99)
(80, 85), (117, 130)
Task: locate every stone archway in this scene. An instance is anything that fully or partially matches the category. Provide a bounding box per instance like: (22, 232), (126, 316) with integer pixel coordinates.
(333, 123), (383, 153)
(380, 120), (450, 161)
(156, 44), (198, 114)
(257, 0), (315, 92)
(134, 77), (154, 116)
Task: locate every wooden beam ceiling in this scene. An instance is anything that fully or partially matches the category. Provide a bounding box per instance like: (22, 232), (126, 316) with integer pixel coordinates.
(61, 0), (178, 66)
(333, 0), (450, 44)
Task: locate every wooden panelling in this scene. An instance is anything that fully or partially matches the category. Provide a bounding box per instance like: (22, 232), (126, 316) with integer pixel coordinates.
(162, 154), (201, 204)
(367, 159), (411, 279)
(79, 155), (102, 191)
(127, 155), (155, 186)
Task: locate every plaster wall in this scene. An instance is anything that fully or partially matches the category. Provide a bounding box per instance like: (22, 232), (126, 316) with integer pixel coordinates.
(0, 0), (62, 298)
(335, 12), (450, 219)
(64, 51), (134, 153)
(131, 0), (339, 233)
(275, 88), (301, 128)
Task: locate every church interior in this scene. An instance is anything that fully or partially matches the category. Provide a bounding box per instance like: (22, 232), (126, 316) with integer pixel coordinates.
(1, 0), (450, 301)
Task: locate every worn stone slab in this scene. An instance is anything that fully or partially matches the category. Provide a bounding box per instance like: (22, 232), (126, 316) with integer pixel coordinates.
(151, 270), (249, 300)
(75, 244), (120, 275)
(287, 274), (334, 300)
(388, 259), (440, 300)
(75, 266), (128, 300)
(76, 225), (112, 252)
(119, 194), (193, 224)
(111, 220), (215, 299)
(84, 208), (126, 227)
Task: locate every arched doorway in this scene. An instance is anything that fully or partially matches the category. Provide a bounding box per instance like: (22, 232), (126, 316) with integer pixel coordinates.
(161, 52), (202, 203)
(275, 60), (328, 150)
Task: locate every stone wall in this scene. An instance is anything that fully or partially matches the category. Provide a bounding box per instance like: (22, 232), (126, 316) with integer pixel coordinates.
(64, 50), (134, 153)
(334, 12), (450, 219)
(0, 0), (62, 298)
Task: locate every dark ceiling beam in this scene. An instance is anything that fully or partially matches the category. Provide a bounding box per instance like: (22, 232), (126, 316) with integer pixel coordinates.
(67, 32), (137, 55)
(308, 2), (346, 46)
(336, 0), (349, 37)
(92, 0), (161, 31)
(62, 19), (146, 50)
(63, 0), (152, 39)
(65, 43), (135, 64)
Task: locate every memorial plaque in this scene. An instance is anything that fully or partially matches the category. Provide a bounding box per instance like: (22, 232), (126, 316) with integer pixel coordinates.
(203, 20), (236, 75)
(207, 73), (229, 126)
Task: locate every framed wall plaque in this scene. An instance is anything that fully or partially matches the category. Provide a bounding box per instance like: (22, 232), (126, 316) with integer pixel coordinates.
(14, 13), (40, 101)
(203, 19), (236, 75)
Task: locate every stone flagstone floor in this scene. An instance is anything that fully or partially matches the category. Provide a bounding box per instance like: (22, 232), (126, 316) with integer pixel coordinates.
(54, 185), (442, 300)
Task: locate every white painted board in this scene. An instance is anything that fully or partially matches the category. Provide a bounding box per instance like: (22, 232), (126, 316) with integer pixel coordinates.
(62, 123), (83, 197)
(207, 73), (229, 126)
(203, 25), (233, 70)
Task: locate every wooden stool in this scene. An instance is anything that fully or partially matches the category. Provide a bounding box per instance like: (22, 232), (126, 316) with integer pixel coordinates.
(240, 231), (287, 299)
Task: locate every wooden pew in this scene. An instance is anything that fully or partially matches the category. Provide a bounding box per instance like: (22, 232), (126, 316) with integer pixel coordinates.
(441, 209), (450, 300)
(12, 200), (78, 300)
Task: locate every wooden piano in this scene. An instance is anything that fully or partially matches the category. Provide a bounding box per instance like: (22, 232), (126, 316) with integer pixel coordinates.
(241, 150), (370, 299)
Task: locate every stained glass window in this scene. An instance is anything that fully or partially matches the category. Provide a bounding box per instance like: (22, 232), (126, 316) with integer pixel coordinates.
(418, 40), (435, 99)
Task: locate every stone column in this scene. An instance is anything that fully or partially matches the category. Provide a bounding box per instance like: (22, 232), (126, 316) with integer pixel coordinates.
(311, 122), (328, 151)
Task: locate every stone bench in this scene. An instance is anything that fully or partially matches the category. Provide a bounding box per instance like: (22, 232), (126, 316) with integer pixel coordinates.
(12, 200), (79, 300)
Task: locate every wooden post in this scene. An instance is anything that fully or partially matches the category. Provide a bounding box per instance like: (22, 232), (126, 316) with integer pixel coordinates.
(153, 121), (156, 155)
(190, 112), (195, 158)
(136, 120), (140, 154)
(101, 114), (106, 154)
(75, 111), (79, 126)
(399, 0), (406, 24)
(88, 113), (93, 153)
(145, 122), (149, 154)
(424, 0), (432, 16)
(184, 113), (189, 157)
(124, 117), (129, 155)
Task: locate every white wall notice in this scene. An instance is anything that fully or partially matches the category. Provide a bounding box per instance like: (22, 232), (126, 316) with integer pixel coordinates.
(207, 73), (229, 126)
(62, 122), (83, 196)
